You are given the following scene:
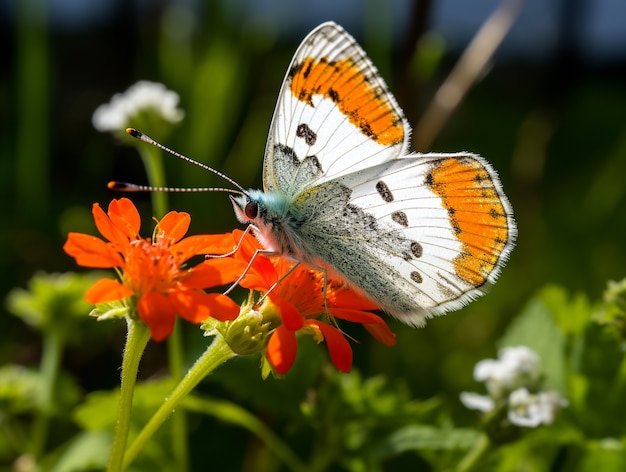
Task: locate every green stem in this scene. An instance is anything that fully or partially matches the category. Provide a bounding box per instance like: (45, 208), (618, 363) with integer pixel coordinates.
(123, 335), (236, 468)
(183, 395), (305, 472)
(456, 433), (492, 472)
(137, 146), (168, 219)
(167, 319), (188, 472)
(108, 318), (151, 472)
(16, 0), (50, 223)
(30, 330), (63, 458)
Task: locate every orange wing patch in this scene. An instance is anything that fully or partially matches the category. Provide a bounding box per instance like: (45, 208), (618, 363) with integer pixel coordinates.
(426, 157), (510, 287)
(290, 57), (404, 146)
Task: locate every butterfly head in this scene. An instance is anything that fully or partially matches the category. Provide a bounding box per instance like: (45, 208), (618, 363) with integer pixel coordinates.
(230, 189), (305, 259)
(230, 192), (260, 226)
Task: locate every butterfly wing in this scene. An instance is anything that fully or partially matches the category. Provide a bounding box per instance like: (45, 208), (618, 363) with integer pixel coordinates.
(263, 22), (410, 195)
(249, 22), (515, 325)
(295, 152), (516, 325)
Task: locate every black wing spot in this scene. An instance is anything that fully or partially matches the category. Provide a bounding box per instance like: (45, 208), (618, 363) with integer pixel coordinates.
(274, 144), (301, 166)
(410, 271), (423, 283)
(391, 211), (408, 227)
(411, 241), (423, 258)
(489, 207), (503, 219)
(375, 181), (394, 202)
(425, 172), (434, 186)
(296, 123), (317, 146)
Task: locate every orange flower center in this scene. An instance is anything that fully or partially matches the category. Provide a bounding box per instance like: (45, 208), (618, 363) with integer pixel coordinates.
(122, 233), (181, 295)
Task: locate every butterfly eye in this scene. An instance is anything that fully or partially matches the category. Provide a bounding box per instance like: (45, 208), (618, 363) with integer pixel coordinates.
(244, 201), (259, 219)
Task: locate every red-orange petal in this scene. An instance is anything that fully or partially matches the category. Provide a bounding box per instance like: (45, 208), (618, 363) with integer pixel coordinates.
(239, 254), (278, 291)
(108, 198), (141, 239)
(169, 285), (239, 323)
(172, 233), (239, 261)
(63, 233), (124, 268)
(333, 285), (381, 311)
(278, 299), (304, 331)
(328, 307), (385, 325)
(308, 321), (353, 373)
(85, 278), (134, 304)
(92, 203), (130, 249)
(158, 211), (190, 243)
(266, 325), (298, 375)
(183, 258), (248, 288)
(137, 292), (177, 341)
(363, 323), (397, 346)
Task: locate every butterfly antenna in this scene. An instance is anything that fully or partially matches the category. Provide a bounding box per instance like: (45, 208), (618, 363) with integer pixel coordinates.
(124, 128), (247, 195)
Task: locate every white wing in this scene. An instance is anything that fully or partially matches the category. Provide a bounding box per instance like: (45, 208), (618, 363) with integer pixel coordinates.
(336, 152), (516, 324)
(247, 22), (516, 326)
(263, 22), (411, 194)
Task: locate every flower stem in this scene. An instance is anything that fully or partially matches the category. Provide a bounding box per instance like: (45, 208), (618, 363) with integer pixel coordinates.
(107, 318), (151, 472)
(456, 433), (492, 472)
(167, 319), (188, 472)
(137, 146), (168, 218)
(123, 335), (236, 468)
(30, 330), (63, 459)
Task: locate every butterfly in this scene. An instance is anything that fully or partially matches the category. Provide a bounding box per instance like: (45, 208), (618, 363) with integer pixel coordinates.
(227, 21), (516, 327)
(125, 21), (516, 327)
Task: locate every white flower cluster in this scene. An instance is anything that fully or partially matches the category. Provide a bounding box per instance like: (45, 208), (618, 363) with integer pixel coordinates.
(92, 80), (184, 132)
(460, 346), (567, 428)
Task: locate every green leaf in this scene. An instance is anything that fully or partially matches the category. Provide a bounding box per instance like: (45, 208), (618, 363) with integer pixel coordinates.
(0, 365), (41, 414)
(378, 425), (482, 455)
(574, 438), (626, 472)
(50, 430), (112, 472)
(0, 364), (81, 415)
(73, 378), (175, 431)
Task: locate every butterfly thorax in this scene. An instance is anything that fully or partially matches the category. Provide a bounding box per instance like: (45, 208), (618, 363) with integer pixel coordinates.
(230, 190), (310, 261)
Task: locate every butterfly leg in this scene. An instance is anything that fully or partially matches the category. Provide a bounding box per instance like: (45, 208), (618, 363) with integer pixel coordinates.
(204, 226), (255, 259)
(222, 247), (278, 296)
(255, 260), (302, 307)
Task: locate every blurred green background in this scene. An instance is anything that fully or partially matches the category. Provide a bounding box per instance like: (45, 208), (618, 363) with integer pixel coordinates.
(1, 0), (625, 467)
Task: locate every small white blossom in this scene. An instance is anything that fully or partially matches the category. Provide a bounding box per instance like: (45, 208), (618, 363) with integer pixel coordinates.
(92, 80), (184, 132)
(507, 387), (568, 428)
(474, 346), (542, 398)
(459, 392), (495, 412)
(461, 346), (568, 430)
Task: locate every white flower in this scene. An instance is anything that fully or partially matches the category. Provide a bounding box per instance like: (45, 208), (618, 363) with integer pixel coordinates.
(459, 392), (495, 412)
(474, 346), (542, 398)
(507, 387), (568, 428)
(92, 80), (184, 132)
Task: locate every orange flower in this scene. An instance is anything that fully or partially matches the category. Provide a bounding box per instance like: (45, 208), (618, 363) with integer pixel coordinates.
(63, 198), (240, 341)
(204, 230), (397, 374)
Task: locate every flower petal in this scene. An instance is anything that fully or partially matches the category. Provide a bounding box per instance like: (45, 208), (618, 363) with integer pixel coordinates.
(172, 233), (239, 261)
(332, 285), (381, 311)
(362, 323), (397, 346)
(137, 292), (177, 341)
(308, 321), (353, 373)
(85, 278), (135, 304)
(266, 326), (298, 375)
(169, 285), (239, 323)
(63, 233), (124, 268)
(278, 299), (304, 331)
(108, 198), (141, 239)
(182, 259), (248, 289)
(158, 211), (190, 243)
(92, 203), (130, 248)
(329, 307), (386, 325)
(460, 392), (495, 412)
(239, 254), (279, 291)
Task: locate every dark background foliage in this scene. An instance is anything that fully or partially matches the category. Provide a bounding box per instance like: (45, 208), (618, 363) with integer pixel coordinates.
(1, 0), (625, 469)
